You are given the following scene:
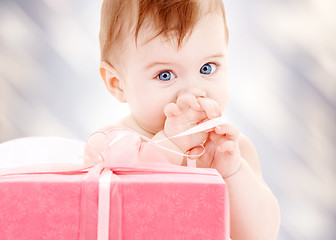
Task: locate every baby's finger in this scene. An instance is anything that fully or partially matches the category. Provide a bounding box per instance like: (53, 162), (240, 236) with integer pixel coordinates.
(176, 93), (202, 111)
(214, 124), (240, 141)
(164, 103), (182, 118)
(212, 140), (241, 176)
(197, 97), (220, 119)
(209, 131), (239, 152)
(217, 140), (238, 155)
(209, 131), (227, 148)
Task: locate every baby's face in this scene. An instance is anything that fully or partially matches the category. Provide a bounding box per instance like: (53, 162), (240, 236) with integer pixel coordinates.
(120, 12), (228, 135)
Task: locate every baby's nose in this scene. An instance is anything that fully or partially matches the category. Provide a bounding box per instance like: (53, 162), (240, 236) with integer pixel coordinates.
(177, 85), (206, 99)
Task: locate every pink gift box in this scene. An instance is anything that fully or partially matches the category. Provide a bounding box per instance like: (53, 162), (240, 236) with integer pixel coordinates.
(0, 164), (230, 240)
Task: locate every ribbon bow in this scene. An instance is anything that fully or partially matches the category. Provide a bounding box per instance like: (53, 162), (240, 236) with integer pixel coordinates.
(0, 116), (229, 240)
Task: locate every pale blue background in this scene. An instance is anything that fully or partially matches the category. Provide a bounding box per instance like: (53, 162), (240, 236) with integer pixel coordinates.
(0, 0), (335, 239)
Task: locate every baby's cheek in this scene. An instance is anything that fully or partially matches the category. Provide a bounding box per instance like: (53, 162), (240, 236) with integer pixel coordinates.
(215, 93), (229, 112)
(210, 81), (229, 109)
(143, 105), (167, 131)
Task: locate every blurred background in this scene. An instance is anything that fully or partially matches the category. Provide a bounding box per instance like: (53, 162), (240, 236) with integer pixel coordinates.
(0, 0), (335, 239)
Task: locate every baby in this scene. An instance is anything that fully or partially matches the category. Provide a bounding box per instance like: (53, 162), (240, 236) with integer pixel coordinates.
(87, 0), (280, 239)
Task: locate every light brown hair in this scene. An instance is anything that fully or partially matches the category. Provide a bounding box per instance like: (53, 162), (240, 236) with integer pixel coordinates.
(99, 0), (229, 67)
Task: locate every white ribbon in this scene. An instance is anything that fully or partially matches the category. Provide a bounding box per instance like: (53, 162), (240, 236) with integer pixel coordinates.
(156, 116), (227, 140)
(151, 116), (227, 165)
(97, 168), (113, 240)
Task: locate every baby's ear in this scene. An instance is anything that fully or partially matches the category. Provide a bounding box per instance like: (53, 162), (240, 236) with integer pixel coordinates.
(100, 62), (127, 102)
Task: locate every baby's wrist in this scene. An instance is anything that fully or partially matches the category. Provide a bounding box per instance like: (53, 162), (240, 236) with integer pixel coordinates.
(152, 130), (185, 165)
(222, 157), (244, 179)
(162, 130), (191, 153)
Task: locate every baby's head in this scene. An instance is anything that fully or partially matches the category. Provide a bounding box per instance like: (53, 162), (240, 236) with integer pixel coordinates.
(99, 0), (230, 134)
(99, 0), (228, 68)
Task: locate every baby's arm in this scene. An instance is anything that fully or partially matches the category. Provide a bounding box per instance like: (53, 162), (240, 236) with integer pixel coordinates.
(156, 94), (280, 238)
(228, 136), (280, 240)
(190, 124), (280, 240)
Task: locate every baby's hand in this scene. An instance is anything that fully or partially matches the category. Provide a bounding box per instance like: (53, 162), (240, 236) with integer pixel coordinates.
(163, 93), (220, 153)
(189, 124), (242, 178)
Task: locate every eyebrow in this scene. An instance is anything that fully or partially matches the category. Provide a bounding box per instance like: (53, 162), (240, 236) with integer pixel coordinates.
(145, 62), (174, 70)
(205, 54), (226, 60)
(144, 54), (225, 70)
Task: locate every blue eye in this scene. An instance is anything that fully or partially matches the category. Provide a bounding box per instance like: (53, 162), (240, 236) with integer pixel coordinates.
(200, 63), (217, 74)
(157, 71), (176, 81)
